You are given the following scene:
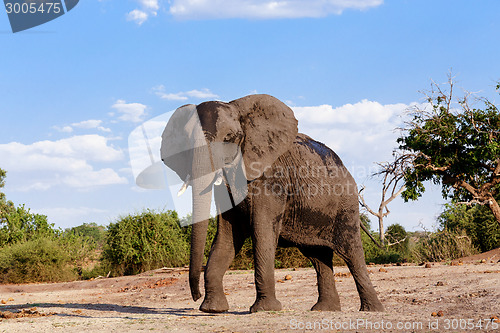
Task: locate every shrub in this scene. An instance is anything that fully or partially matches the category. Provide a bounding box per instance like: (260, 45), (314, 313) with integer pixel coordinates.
(0, 237), (78, 284)
(439, 203), (500, 252)
(59, 228), (103, 279)
(101, 210), (190, 276)
(411, 228), (478, 262)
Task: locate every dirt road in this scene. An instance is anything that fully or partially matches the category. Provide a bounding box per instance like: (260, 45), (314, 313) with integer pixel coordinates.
(1, 257), (499, 332)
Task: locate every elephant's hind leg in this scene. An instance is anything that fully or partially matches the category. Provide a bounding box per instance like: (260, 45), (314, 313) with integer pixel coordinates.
(300, 247), (341, 311)
(336, 237), (384, 312)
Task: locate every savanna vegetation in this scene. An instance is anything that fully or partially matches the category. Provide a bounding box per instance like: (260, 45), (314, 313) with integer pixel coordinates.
(1, 169), (498, 284)
(1, 78), (499, 284)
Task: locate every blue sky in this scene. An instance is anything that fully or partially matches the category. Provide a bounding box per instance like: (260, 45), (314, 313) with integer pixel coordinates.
(1, 0), (500, 232)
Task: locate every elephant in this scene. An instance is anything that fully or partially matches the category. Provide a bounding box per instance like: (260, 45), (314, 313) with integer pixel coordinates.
(160, 94), (384, 313)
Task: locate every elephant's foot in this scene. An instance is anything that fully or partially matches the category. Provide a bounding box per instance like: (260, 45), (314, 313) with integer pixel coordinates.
(250, 297), (282, 313)
(200, 293), (229, 313)
(311, 299), (341, 311)
(359, 299), (384, 312)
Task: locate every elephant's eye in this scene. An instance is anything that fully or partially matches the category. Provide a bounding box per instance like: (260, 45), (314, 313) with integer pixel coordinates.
(223, 133), (234, 142)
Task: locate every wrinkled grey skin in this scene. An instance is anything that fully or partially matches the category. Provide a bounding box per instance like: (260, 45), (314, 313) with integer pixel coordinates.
(161, 94), (384, 313)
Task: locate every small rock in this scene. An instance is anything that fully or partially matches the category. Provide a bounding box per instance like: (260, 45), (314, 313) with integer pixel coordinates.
(277, 279), (284, 283)
(284, 274), (292, 281)
(436, 281), (445, 286)
(437, 311), (444, 317)
(0, 311), (15, 319)
(425, 263), (432, 268)
(480, 259), (486, 263)
(491, 316), (499, 323)
(0, 300), (6, 305)
(396, 262), (402, 266)
(379, 268), (387, 273)
(431, 312), (438, 317)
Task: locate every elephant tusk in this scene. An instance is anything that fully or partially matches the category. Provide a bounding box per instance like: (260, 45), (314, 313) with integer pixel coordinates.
(177, 175), (191, 197)
(213, 170), (223, 186)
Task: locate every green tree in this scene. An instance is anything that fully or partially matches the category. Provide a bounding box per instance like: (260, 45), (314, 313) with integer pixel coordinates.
(0, 168), (15, 220)
(66, 222), (107, 247)
(1, 168), (56, 246)
(398, 77), (500, 227)
(385, 223), (409, 254)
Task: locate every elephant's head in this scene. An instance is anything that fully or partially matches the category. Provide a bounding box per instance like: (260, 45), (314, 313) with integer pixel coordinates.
(160, 94), (298, 301)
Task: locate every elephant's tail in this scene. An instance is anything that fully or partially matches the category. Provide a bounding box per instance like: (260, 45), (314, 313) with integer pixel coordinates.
(359, 221), (384, 249)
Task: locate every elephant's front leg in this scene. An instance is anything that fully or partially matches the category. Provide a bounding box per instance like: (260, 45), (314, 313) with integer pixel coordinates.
(249, 194), (283, 313)
(200, 210), (246, 313)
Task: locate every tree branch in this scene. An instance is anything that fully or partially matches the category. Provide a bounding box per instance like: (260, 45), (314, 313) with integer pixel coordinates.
(386, 236), (407, 247)
(358, 186), (381, 218)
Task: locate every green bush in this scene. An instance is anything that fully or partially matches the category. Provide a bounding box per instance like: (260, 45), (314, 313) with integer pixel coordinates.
(0, 237), (78, 284)
(101, 210), (190, 276)
(411, 228), (478, 262)
(439, 203), (500, 252)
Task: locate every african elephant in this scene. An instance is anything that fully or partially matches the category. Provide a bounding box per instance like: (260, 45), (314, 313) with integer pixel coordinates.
(160, 94), (384, 313)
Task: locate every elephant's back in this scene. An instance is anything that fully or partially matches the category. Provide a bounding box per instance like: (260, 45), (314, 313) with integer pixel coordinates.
(294, 134), (345, 169)
(289, 133), (355, 184)
(276, 133), (359, 248)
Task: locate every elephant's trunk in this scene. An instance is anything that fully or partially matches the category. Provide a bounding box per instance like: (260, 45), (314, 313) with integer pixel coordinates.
(188, 152), (213, 301)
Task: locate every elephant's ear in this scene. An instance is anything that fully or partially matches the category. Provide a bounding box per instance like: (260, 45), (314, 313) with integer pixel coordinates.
(232, 94), (298, 180)
(161, 104), (198, 181)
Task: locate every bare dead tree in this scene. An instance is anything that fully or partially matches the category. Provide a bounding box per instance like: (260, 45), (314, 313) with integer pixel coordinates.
(358, 153), (413, 245)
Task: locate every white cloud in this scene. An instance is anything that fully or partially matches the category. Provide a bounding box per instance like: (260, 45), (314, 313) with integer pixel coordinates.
(292, 100), (411, 173)
(73, 119), (102, 129)
(293, 100), (405, 125)
(169, 0), (383, 20)
(126, 0), (382, 24)
(127, 0), (159, 25)
(0, 135), (127, 190)
(153, 86), (219, 101)
(63, 168), (127, 188)
(140, 0), (159, 11)
(54, 125), (74, 133)
(111, 99), (148, 123)
(127, 9), (149, 25)
(54, 119), (111, 133)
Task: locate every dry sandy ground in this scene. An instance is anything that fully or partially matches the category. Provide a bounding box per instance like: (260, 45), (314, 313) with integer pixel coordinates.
(0, 250), (499, 332)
